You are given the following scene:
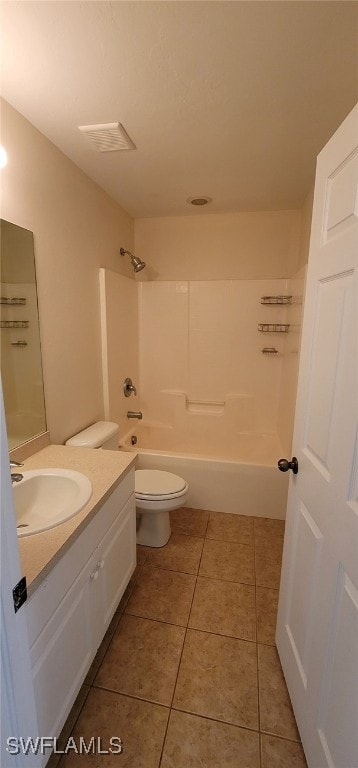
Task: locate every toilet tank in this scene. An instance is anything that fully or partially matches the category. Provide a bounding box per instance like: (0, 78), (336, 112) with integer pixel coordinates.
(65, 421), (119, 450)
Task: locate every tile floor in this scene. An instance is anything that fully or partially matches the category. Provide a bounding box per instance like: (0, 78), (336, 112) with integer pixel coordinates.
(51, 509), (308, 768)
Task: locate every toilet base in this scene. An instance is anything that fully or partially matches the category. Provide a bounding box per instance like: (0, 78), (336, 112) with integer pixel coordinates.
(136, 510), (171, 547)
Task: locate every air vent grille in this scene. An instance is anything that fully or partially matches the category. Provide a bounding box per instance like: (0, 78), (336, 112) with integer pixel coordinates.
(78, 122), (135, 152)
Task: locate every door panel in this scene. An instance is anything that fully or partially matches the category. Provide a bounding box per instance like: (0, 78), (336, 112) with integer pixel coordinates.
(285, 502), (323, 690)
(304, 271), (354, 475)
(324, 148), (358, 241)
(317, 567), (358, 768)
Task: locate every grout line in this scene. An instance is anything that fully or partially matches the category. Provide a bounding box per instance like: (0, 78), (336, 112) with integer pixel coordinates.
(254, 532), (262, 768)
(171, 705), (260, 735)
(124, 608), (187, 629)
(158, 520), (208, 767)
(121, 605), (278, 647)
(141, 560), (256, 587)
(259, 730), (303, 745)
(205, 534), (255, 546)
(91, 682), (172, 710)
(195, 571), (256, 587)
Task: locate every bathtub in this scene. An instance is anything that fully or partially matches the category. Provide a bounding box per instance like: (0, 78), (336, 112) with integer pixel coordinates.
(120, 423), (288, 519)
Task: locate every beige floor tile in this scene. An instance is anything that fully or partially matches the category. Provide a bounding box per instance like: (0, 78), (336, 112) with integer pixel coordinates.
(170, 507), (209, 537)
(173, 629), (258, 730)
(189, 577), (256, 641)
(255, 536), (284, 558)
(256, 587), (279, 645)
(161, 710), (260, 768)
(59, 687), (169, 768)
(136, 544), (150, 565)
(145, 533), (204, 574)
(255, 548), (282, 589)
(207, 511), (254, 545)
(258, 644), (300, 741)
(94, 614), (185, 706)
(85, 611), (121, 685)
(199, 539), (255, 585)
(261, 734), (308, 768)
(254, 517), (285, 548)
(125, 565), (196, 626)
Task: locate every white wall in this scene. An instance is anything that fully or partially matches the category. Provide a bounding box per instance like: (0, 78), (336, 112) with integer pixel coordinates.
(1, 99), (135, 444)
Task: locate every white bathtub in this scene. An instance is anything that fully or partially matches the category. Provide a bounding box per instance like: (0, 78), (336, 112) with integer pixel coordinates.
(120, 424), (288, 519)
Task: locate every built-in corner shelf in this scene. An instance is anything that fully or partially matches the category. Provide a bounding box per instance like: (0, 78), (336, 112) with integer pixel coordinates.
(0, 296), (26, 305)
(261, 295), (292, 305)
(0, 320), (29, 329)
(261, 347), (279, 355)
(258, 323), (290, 334)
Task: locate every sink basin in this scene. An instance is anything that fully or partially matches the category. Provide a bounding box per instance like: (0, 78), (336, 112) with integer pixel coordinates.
(13, 468), (93, 537)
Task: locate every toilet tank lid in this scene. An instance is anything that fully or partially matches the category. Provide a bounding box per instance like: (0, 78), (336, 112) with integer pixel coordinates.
(65, 421), (119, 448)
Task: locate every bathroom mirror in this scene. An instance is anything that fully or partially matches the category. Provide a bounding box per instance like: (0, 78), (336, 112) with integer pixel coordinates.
(0, 219), (46, 449)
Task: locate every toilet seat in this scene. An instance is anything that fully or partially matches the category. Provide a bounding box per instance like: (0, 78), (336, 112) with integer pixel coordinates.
(135, 469), (188, 501)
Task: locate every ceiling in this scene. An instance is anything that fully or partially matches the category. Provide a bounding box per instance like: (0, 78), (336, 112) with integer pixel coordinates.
(1, 1), (357, 218)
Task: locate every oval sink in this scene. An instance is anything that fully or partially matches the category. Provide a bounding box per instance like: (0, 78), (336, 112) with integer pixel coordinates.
(13, 469), (93, 537)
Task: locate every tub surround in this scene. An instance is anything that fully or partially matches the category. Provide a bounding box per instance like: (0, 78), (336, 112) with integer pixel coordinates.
(120, 423), (288, 519)
(16, 444), (136, 596)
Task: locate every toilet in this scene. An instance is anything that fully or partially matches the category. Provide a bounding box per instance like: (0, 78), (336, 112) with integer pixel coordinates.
(135, 469), (188, 547)
(65, 421), (188, 547)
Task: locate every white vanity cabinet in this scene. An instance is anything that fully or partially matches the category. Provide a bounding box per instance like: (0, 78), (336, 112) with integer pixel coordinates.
(25, 469), (136, 763)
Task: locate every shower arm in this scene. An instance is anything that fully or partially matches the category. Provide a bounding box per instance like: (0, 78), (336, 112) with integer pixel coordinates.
(119, 247), (146, 273)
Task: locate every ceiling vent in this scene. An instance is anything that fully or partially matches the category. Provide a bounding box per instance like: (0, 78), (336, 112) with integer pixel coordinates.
(78, 122), (135, 152)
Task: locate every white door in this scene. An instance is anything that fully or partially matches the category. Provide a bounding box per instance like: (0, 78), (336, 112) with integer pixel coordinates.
(276, 104), (358, 768)
(0, 382), (40, 768)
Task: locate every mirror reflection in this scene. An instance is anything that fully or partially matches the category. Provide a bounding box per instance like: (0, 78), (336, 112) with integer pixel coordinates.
(0, 219), (46, 449)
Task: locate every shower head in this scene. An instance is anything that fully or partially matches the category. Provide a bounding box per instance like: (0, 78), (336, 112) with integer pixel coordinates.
(120, 247), (146, 273)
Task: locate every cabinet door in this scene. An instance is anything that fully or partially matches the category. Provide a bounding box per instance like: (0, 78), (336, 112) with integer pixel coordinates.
(95, 493), (136, 641)
(30, 553), (96, 756)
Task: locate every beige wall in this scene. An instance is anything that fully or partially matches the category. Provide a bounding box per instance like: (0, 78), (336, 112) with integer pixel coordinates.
(296, 187), (314, 273)
(1, 99), (135, 444)
(276, 188), (312, 452)
(135, 210), (302, 281)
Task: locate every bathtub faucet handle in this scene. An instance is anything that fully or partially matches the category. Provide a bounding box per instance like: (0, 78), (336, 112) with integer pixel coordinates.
(123, 377), (137, 397)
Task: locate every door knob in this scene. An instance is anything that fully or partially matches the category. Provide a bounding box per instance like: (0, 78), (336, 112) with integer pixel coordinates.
(278, 457), (298, 474)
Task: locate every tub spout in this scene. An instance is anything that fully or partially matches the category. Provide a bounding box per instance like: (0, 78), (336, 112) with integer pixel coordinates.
(127, 411), (143, 420)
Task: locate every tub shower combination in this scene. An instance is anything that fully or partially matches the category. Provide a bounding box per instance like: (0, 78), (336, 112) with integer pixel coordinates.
(120, 392), (288, 520)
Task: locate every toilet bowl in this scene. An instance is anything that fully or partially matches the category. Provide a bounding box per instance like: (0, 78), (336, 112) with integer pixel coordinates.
(65, 422), (189, 548)
(135, 469), (188, 547)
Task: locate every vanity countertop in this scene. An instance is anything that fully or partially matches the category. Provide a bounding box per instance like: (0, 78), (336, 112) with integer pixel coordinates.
(17, 444), (137, 596)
